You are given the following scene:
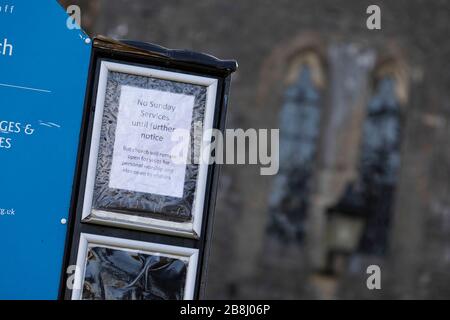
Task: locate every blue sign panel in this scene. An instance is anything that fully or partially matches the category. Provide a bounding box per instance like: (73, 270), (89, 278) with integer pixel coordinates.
(0, 0), (91, 299)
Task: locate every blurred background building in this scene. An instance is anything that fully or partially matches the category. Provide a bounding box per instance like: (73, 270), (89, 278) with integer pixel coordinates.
(59, 0), (450, 299)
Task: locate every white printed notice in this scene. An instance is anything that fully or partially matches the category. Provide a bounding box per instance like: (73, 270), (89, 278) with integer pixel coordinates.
(109, 85), (195, 198)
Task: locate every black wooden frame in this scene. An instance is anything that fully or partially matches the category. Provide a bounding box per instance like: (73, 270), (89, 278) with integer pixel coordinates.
(59, 37), (237, 300)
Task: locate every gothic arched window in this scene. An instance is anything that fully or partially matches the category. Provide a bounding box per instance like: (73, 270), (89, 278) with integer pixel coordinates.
(268, 57), (324, 242)
(357, 76), (402, 254)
